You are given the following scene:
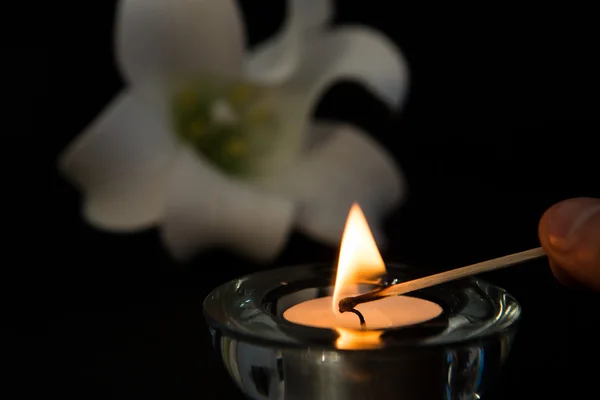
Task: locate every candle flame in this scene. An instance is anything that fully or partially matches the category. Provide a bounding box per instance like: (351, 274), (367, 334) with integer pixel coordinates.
(332, 203), (387, 313)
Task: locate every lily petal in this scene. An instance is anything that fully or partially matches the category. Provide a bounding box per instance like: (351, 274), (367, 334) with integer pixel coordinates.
(59, 91), (178, 230)
(291, 0), (333, 30)
(264, 122), (405, 247)
(244, 0), (333, 84)
(161, 147), (295, 261)
(282, 26), (409, 110)
(254, 26), (408, 176)
(116, 0), (245, 86)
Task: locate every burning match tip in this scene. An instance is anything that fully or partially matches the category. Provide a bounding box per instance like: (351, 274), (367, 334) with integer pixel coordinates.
(339, 298), (366, 329)
(338, 288), (389, 328)
(338, 297), (358, 313)
(338, 288), (387, 313)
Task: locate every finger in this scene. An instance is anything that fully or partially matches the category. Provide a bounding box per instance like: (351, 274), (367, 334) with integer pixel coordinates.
(538, 197), (600, 291)
(548, 258), (581, 288)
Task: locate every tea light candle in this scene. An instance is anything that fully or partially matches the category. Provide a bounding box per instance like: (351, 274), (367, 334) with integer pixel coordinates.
(283, 203), (444, 343)
(284, 295), (443, 330)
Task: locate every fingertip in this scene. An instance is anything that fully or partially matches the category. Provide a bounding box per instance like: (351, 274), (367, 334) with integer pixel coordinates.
(539, 197), (600, 291)
(548, 258), (581, 288)
(539, 197), (598, 245)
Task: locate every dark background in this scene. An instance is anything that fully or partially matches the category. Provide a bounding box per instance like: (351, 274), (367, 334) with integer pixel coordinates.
(4, 1), (599, 398)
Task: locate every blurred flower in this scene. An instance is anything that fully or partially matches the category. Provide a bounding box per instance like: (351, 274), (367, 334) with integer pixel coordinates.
(59, 0), (409, 262)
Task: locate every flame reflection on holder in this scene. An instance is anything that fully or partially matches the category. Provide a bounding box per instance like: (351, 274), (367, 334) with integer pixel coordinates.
(335, 328), (383, 350)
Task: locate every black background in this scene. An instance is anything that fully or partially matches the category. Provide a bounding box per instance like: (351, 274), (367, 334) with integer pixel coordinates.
(4, 1), (600, 398)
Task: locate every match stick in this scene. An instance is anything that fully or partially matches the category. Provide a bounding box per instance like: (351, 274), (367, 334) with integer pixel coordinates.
(339, 247), (547, 313)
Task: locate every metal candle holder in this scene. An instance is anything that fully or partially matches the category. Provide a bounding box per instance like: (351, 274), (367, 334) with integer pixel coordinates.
(203, 263), (520, 400)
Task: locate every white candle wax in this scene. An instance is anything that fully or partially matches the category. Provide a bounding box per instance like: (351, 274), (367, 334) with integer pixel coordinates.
(283, 295), (443, 330)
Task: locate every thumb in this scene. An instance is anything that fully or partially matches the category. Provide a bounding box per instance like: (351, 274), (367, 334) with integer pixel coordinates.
(539, 197), (600, 291)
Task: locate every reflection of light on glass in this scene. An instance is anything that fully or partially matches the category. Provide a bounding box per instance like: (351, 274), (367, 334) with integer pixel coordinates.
(475, 349), (484, 391)
(496, 295), (505, 322)
(220, 336), (242, 386)
(317, 352), (340, 364)
(335, 327), (384, 350)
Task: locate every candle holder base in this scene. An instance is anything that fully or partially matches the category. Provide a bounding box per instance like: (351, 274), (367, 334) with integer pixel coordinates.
(204, 263), (520, 400)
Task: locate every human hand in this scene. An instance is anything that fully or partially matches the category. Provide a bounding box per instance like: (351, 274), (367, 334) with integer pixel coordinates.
(538, 197), (600, 291)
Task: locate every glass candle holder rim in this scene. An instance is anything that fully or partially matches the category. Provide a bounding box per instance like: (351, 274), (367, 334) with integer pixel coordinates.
(203, 262), (521, 352)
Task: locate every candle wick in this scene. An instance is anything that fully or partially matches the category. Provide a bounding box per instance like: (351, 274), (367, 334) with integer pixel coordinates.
(347, 309), (366, 329)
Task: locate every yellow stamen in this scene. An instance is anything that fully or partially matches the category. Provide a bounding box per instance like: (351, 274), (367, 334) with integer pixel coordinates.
(175, 89), (198, 111)
(225, 138), (245, 155)
(246, 107), (272, 124)
(189, 120), (205, 138)
(228, 84), (253, 105)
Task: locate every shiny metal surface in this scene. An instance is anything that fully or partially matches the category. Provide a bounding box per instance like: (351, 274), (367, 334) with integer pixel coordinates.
(204, 263), (520, 399)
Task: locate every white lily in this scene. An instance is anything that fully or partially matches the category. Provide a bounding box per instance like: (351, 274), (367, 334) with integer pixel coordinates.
(59, 0), (409, 262)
